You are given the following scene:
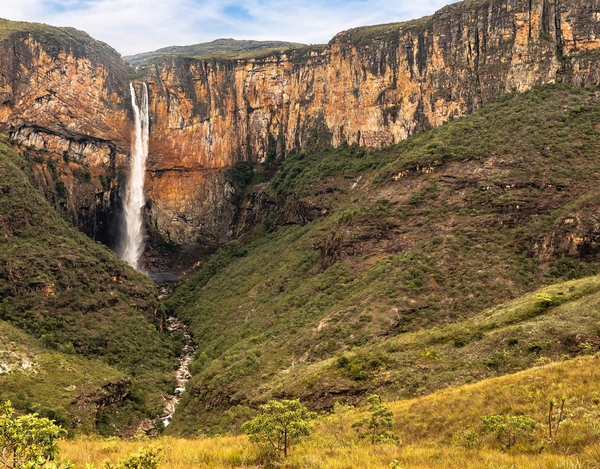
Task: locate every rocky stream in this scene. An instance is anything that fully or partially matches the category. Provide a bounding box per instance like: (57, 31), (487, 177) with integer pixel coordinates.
(159, 316), (196, 427)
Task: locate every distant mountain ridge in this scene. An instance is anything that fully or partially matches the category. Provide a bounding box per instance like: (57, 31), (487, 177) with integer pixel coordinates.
(123, 38), (307, 66)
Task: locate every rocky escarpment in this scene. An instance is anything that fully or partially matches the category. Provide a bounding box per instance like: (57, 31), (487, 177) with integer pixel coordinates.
(0, 19), (130, 148)
(140, 0), (600, 246)
(2, 0), (600, 256)
(0, 19), (131, 247)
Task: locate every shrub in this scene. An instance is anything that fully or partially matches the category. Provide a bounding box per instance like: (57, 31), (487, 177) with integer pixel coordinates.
(352, 394), (399, 444)
(55, 181), (67, 198)
(241, 399), (315, 458)
(320, 402), (355, 446)
(100, 446), (161, 469)
(482, 414), (538, 449)
(0, 400), (68, 468)
(452, 426), (482, 449)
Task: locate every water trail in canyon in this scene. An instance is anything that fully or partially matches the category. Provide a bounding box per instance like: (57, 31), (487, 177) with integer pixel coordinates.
(121, 82), (149, 270)
(159, 316), (196, 428)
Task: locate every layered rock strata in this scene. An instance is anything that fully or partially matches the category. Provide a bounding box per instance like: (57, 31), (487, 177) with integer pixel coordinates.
(0, 19), (131, 245)
(140, 0), (600, 245)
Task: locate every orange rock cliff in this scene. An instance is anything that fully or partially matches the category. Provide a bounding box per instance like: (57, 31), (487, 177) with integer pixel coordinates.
(1, 0), (599, 255)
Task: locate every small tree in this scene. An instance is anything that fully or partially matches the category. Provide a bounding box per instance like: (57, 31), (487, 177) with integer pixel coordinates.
(0, 400), (67, 468)
(320, 402), (355, 446)
(482, 414), (538, 449)
(241, 399), (315, 458)
(352, 394), (398, 444)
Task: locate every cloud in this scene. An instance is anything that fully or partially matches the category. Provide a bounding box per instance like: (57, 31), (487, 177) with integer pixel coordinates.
(0, 0), (458, 55)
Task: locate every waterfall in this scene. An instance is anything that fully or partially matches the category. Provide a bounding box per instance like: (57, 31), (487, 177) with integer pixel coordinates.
(121, 82), (149, 270)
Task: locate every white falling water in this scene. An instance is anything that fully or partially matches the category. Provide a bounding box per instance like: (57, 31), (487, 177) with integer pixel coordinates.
(121, 82), (149, 270)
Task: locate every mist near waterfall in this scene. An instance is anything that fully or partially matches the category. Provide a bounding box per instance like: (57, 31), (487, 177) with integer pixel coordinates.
(120, 82), (149, 270)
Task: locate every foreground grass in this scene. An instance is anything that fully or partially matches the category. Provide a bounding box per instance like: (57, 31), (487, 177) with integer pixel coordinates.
(60, 438), (586, 468)
(61, 355), (600, 467)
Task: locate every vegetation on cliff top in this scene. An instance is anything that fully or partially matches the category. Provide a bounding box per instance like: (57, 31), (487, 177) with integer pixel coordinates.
(124, 38), (310, 67)
(0, 136), (178, 434)
(166, 83), (600, 434)
(0, 18), (125, 69)
(334, 0), (588, 48)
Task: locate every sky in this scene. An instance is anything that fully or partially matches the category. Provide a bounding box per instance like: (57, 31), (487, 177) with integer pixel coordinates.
(0, 0), (459, 56)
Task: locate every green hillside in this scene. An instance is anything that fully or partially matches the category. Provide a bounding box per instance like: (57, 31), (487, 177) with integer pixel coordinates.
(0, 135), (177, 434)
(166, 83), (600, 433)
(0, 319), (126, 434)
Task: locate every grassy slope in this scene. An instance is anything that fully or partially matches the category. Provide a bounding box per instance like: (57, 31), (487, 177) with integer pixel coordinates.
(0, 136), (177, 434)
(0, 319), (125, 433)
(61, 355), (600, 467)
(166, 84), (600, 434)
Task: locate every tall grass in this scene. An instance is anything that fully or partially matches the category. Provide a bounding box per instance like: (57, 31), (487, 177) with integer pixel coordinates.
(61, 355), (600, 467)
(60, 437), (588, 468)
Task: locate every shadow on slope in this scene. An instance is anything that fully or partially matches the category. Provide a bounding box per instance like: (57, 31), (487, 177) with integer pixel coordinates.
(0, 135), (178, 435)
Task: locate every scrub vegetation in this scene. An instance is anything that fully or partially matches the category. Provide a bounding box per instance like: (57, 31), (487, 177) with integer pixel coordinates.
(166, 84), (600, 434)
(0, 136), (178, 435)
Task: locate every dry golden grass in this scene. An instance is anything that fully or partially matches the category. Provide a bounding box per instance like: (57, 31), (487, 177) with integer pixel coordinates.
(60, 355), (600, 467)
(60, 437), (590, 468)
(389, 355), (600, 451)
(60, 436), (254, 468)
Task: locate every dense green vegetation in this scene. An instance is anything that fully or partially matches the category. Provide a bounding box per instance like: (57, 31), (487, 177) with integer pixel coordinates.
(166, 84), (600, 434)
(0, 136), (177, 434)
(0, 319), (125, 433)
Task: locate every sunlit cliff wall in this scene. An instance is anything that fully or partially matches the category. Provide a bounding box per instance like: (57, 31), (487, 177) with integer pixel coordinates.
(141, 0), (600, 245)
(1, 0), (600, 249)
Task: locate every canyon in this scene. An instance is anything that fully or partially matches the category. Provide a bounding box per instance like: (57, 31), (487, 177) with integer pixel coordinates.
(3, 0), (600, 439)
(1, 0), (600, 265)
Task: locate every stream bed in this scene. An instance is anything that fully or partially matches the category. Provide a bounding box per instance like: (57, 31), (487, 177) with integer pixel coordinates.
(159, 316), (197, 427)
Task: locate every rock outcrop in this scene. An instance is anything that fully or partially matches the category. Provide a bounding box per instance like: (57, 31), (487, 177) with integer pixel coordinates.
(1, 0), (600, 252)
(0, 19), (131, 246)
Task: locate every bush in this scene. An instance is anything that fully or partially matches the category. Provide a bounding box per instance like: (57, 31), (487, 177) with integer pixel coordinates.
(482, 414), (538, 449)
(452, 426), (482, 449)
(352, 394), (399, 444)
(241, 399), (315, 458)
(55, 181), (67, 198)
(100, 446), (161, 469)
(0, 400), (68, 468)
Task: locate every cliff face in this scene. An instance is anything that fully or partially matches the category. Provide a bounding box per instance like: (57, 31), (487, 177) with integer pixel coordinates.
(2, 0), (600, 251)
(0, 19), (131, 246)
(141, 0), (600, 245)
(0, 20), (130, 152)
